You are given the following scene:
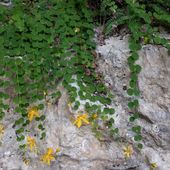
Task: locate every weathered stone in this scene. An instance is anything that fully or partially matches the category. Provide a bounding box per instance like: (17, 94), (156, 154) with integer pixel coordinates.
(0, 32), (170, 170)
(96, 34), (170, 170)
(0, 87), (137, 170)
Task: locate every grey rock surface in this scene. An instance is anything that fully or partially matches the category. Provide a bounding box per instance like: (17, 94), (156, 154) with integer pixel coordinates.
(96, 35), (170, 170)
(0, 0), (11, 6)
(0, 87), (139, 170)
(0, 34), (170, 170)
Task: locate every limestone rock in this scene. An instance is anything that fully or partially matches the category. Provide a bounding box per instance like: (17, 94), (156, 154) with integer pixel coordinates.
(0, 33), (170, 170)
(96, 35), (170, 170)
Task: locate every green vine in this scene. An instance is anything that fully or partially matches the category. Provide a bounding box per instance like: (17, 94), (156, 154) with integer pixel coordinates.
(0, 0), (116, 150)
(1, 0), (170, 154)
(101, 0), (170, 148)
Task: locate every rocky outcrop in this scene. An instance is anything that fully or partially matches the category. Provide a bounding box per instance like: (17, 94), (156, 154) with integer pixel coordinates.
(0, 34), (170, 170)
(0, 87), (140, 170)
(96, 35), (170, 170)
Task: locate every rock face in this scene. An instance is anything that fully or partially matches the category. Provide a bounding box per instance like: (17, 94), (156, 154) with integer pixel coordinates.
(0, 86), (141, 170)
(96, 35), (170, 170)
(0, 0), (11, 6)
(0, 34), (170, 170)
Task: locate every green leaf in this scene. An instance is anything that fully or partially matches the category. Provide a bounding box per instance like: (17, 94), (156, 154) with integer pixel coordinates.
(51, 91), (61, 98)
(40, 115), (46, 121)
(128, 99), (139, 109)
(96, 84), (106, 93)
(130, 64), (142, 74)
(16, 135), (25, 142)
(131, 52), (139, 60)
(133, 99), (139, 107)
(19, 144), (26, 150)
(127, 88), (134, 96)
(38, 104), (44, 110)
(15, 118), (24, 125)
(135, 65), (142, 74)
(103, 108), (115, 115)
(74, 101), (80, 110)
(38, 124), (45, 130)
(128, 101), (134, 109)
(137, 143), (143, 149)
(134, 88), (140, 96)
(0, 111), (5, 120)
(0, 92), (9, 99)
(24, 120), (30, 125)
(101, 115), (108, 120)
(153, 36), (161, 44)
(35, 117), (40, 121)
(15, 107), (23, 113)
(131, 74), (138, 81)
(129, 42), (141, 51)
(132, 125), (141, 133)
(109, 118), (115, 123)
(129, 116), (135, 122)
(128, 56), (135, 65)
(134, 134), (142, 141)
(110, 128), (119, 136)
(16, 128), (24, 134)
(134, 112), (140, 119)
(129, 80), (136, 88)
(40, 132), (46, 140)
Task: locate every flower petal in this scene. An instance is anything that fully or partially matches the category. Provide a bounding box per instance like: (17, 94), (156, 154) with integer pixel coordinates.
(77, 120), (82, 128)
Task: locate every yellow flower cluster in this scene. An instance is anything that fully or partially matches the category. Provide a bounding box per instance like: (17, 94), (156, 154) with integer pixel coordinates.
(27, 106), (39, 121)
(123, 145), (133, 158)
(41, 148), (55, 165)
(0, 124), (4, 136)
(92, 113), (97, 119)
(27, 136), (37, 152)
(26, 135), (60, 166)
(25, 105), (98, 166)
(73, 113), (90, 128)
(26, 106), (62, 166)
(150, 162), (158, 169)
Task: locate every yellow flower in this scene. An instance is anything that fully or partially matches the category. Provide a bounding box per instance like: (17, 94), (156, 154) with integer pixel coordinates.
(27, 106), (39, 121)
(68, 102), (72, 108)
(150, 163), (158, 169)
(27, 136), (37, 151)
(41, 148), (55, 165)
(0, 124), (4, 136)
(74, 27), (80, 33)
(92, 113), (98, 119)
(123, 145), (133, 158)
(56, 148), (60, 153)
(73, 113), (90, 128)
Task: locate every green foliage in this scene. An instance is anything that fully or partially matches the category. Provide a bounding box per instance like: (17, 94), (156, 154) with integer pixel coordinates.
(101, 0), (117, 14)
(0, 0), (115, 147)
(1, 0), (169, 151)
(100, 0), (170, 148)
